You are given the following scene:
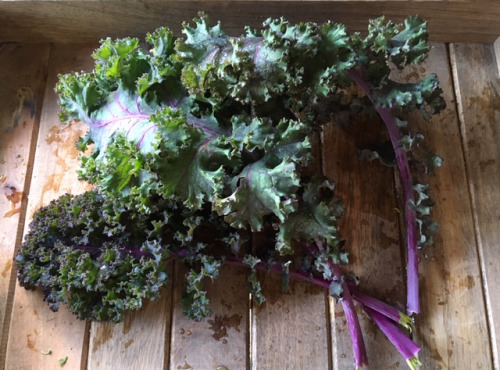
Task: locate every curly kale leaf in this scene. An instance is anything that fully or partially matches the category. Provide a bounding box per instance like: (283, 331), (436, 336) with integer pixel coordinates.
(15, 191), (168, 322)
(182, 254), (223, 321)
(15, 191), (246, 322)
(175, 15), (355, 114)
(214, 117), (311, 231)
(276, 176), (343, 255)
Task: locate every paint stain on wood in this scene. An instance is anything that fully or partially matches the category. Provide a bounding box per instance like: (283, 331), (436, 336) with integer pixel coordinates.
(39, 123), (87, 200)
(118, 311), (134, 335)
(41, 172), (63, 196)
(1, 259), (12, 278)
(479, 158), (496, 171)
(123, 339), (134, 349)
(207, 314), (242, 341)
(220, 299), (233, 311)
(122, 316), (133, 335)
(177, 360), (193, 369)
(27, 333), (37, 352)
(3, 185), (22, 217)
(92, 323), (115, 353)
(460, 275), (476, 289)
(467, 83), (500, 135)
(45, 125), (62, 145)
(46, 123), (85, 160)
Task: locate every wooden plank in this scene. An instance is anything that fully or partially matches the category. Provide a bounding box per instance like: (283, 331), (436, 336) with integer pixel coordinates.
(0, 1), (500, 43)
(322, 98), (406, 367)
(4, 43), (96, 370)
(391, 43), (492, 368)
(0, 43), (50, 368)
(251, 132), (332, 369)
(252, 275), (331, 369)
(169, 264), (249, 369)
(87, 280), (173, 369)
(450, 43), (500, 369)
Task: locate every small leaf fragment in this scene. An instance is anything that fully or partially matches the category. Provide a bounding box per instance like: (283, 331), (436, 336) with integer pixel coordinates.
(59, 357), (68, 367)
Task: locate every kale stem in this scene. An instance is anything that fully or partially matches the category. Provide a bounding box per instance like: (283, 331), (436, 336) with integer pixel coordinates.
(349, 283), (414, 332)
(223, 256), (331, 289)
(315, 242), (369, 369)
(347, 67), (419, 315)
(335, 269), (369, 369)
(302, 241), (368, 368)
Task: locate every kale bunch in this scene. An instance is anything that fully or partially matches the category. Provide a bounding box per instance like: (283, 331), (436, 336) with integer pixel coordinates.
(16, 14), (445, 369)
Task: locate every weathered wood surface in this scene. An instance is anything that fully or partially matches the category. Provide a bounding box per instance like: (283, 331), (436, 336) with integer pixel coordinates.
(3, 44), (95, 370)
(405, 44), (492, 369)
(0, 43), (50, 367)
(450, 43), (500, 370)
(1, 1), (500, 43)
(0, 40), (499, 369)
(323, 97), (406, 368)
(169, 264), (249, 369)
(252, 133), (333, 369)
(88, 286), (173, 369)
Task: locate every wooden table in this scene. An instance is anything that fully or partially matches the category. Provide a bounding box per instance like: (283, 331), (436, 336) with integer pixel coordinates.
(0, 3), (499, 369)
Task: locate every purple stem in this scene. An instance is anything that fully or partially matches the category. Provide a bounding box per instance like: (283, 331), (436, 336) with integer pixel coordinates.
(361, 305), (421, 369)
(174, 249), (410, 369)
(223, 256), (331, 288)
(330, 262), (369, 369)
(347, 67), (419, 315)
(171, 251), (331, 288)
(349, 284), (413, 331)
(306, 241), (368, 368)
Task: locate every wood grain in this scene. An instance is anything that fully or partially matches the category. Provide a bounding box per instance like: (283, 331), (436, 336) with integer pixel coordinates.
(169, 264), (249, 369)
(4, 43), (96, 370)
(252, 275), (331, 369)
(322, 96), (406, 368)
(249, 132), (333, 369)
(451, 42), (500, 369)
(0, 1), (499, 43)
(87, 282), (173, 369)
(389, 43), (493, 369)
(0, 43), (50, 369)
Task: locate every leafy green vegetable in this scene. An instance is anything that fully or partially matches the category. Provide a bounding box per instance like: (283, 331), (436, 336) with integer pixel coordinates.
(16, 191), (245, 322)
(16, 14), (446, 369)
